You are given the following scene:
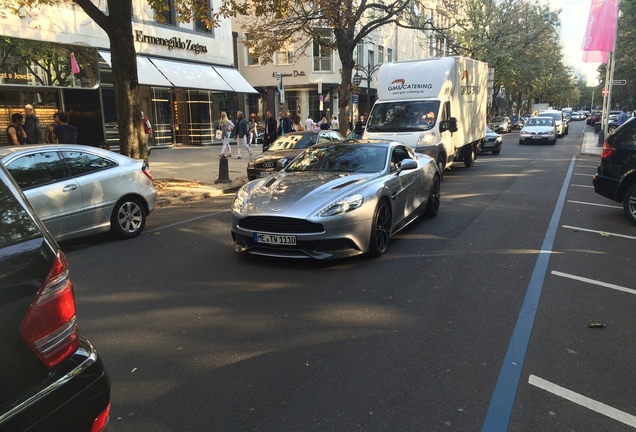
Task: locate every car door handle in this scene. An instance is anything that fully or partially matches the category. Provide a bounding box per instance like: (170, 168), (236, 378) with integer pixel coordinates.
(62, 184), (78, 192)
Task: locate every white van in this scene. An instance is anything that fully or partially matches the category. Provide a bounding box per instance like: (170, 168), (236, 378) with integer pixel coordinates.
(363, 57), (488, 174)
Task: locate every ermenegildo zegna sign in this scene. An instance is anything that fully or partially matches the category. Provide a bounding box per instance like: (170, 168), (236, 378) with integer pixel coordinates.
(134, 30), (208, 54)
(0, 37), (99, 89)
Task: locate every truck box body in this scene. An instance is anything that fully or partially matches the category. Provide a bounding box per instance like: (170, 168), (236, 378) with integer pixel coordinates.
(364, 56), (488, 171)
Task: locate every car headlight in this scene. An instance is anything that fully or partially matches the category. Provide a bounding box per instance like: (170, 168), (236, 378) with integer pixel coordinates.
(316, 194), (364, 217)
(231, 187), (249, 216)
(247, 162), (254, 169)
(520, 131), (530, 137)
(496, 137), (503, 143)
(418, 132), (435, 146)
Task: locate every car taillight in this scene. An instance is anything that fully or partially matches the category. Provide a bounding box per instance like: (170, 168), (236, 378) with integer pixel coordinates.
(91, 403), (111, 432)
(20, 250), (79, 369)
(142, 161), (153, 180)
(601, 142), (617, 160)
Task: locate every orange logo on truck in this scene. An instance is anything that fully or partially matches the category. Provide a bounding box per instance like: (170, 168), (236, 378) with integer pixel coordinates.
(461, 70), (468, 80)
(390, 79), (406, 87)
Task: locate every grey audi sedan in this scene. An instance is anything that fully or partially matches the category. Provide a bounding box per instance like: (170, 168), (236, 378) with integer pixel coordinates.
(0, 144), (157, 241)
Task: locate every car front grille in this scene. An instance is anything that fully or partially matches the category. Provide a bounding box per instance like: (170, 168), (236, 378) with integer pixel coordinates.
(239, 216), (324, 234)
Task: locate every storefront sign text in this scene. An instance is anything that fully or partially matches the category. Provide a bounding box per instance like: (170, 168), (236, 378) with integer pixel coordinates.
(272, 71), (306, 78)
(135, 30), (208, 54)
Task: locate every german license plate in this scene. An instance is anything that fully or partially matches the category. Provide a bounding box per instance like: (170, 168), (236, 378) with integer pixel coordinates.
(254, 233), (297, 245)
(532, 135), (543, 139)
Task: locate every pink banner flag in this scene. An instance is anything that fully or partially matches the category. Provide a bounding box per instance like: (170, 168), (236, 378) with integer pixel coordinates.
(581, 0), (619, 63)
(70, 52), (80, 74)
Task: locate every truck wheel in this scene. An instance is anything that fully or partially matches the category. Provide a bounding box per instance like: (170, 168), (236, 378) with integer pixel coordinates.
(463, 145), (475, 168)
(623, 183), (636, 225)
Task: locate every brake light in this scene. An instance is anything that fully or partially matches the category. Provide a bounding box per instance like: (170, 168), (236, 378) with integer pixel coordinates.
(601, 142), (616, 160)
(142, 161), (153, 180)
(20, 250), (79, 369)
(91, 404), (111, 432)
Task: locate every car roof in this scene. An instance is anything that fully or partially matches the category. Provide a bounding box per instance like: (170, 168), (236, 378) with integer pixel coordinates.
(0, 143), (120, 160)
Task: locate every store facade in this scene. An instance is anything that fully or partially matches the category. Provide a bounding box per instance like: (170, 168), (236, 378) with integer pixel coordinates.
(0, 3), (256, 147)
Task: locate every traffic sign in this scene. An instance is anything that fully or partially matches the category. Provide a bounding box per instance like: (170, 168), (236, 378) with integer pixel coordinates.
(612, 80), (626, 85)
(602, 87), (608, 97)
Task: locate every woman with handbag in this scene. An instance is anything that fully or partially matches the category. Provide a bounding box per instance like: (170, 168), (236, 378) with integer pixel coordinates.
(219, 111), (234, 157)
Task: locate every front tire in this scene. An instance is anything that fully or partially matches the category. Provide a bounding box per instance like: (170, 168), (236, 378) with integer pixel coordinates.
(368, 199), (392, 257)
(424, 174), (441, 218)
(623, 183), (636, 225)
(492, 149), (501, 155)
(111, 196), (146, 239)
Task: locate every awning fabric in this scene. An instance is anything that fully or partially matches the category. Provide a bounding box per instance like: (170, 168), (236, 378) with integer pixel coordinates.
(213, 67), (258, 94)
(99, 51), (172, 87)
(149, 58), (233, 92)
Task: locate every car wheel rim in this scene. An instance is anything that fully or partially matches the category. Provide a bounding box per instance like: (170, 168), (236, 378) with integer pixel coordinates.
(374, 203), (391, 252)
(629, 192), (636, 217)
(431, 177), (441, 213)
(118, 201), (143, 233)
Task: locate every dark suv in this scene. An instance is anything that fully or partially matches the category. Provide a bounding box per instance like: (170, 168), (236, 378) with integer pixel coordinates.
(0, 164), (110, 431)
(593, 117), (636, 224)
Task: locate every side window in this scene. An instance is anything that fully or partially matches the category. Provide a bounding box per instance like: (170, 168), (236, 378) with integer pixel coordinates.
(391, 146), (410, 171)
(62, 151), (117, 176)
(5, 151), (67, 189)
(318, 133), (331, 143)
(329, 131), (341, 140)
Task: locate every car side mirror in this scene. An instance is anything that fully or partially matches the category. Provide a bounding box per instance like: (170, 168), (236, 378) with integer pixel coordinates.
(440, 117), (458, 133)
(398, 159), (418, 170)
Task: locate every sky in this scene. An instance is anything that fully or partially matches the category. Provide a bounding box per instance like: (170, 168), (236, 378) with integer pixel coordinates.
(543, 0), (601, 86)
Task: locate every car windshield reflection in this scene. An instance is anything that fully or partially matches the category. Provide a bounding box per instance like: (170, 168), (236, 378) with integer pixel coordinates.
(286, 144), (388, 173)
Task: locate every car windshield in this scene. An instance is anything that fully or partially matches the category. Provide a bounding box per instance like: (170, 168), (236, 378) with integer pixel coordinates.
(269, 134), (316, 151)
(286, 144), (389, 173)
(366, 100), (440, 132)
(490, 117), (506, 122)
(525, 118), (554, 126)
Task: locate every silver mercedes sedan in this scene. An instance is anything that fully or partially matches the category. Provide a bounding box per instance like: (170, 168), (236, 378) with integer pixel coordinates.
(0, 144), (157, 241)
(231, 140), (441, 259)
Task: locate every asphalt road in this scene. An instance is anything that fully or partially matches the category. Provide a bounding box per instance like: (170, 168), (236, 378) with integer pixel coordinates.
(61, 120), (635, 432)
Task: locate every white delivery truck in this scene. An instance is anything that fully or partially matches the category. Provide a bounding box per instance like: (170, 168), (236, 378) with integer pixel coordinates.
(363, 56), (488, 174)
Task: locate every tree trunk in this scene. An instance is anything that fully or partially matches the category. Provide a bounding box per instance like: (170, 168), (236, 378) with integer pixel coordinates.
(336, 30), (357, 138)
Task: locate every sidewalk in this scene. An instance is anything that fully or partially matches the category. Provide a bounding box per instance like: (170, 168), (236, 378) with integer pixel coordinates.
(149, 142), (257, 206)
(581, 128), (603, 157)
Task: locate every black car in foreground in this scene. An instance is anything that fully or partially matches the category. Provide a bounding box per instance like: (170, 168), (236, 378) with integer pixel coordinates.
(0, 164), (110, 431)
(593, 117), (636, 225)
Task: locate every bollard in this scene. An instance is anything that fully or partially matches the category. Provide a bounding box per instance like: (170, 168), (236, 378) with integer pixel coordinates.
(215, 155), (232, 184)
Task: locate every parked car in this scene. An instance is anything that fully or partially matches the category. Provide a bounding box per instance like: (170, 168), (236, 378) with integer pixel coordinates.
(518, 116), (557, 145)
(571, 111), (586, 121)
(246, 130), (343, 180)
(607, 111), (633, 133)
(509, 116), (525, 130)
(488, 116), (511, 133)
(0, 144), (157, 241)
(479, 126), (503, 155)
(587, 111), (602, 125)
(232, 140), (441, 259)
(538, 110), (568, 137)
(593, 117), (636, 224)
(0, 163), (111, 431)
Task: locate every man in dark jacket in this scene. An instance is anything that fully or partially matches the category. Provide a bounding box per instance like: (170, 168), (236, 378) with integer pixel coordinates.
(282, 111), (294, 134)
(234, 111), (252, 159)
(24, 104), (43, 144)
(263, 109), (278, 152)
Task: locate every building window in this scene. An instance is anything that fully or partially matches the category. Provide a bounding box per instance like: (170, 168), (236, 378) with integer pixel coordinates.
(313, 29), (332, 72)
(387, 48), (393, 63)
(276, 42), (294, 65)
(378, 46), (384, 64)
(194, 0), (213, 33)
(153, 0), (176, 25)
(357, 43), (364, 65)
(244, 33), (259, 66)
(368, 50), (375, 68)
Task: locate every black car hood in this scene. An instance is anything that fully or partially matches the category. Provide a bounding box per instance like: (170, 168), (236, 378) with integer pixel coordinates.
(251, 149), (304, 165)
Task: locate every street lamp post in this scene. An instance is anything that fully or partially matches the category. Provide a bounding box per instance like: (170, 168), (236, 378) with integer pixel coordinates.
(353, 63), (381, 118)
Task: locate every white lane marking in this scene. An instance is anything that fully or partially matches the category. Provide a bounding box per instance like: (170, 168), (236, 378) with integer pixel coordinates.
(571, 184), (594, 188)
(528, 375), (636, 428)
(576, 165), (598, 168)
(568, 200), (622, 209)
(562, 225), (636, 240)
(551, 271), (636, 295)
(574, 173), (594, 176)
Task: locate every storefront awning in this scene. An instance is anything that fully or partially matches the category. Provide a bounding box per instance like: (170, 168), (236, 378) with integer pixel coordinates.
(99, 51), (172, 87)
(149, 58), (233, 92)
(213, 67), (258, 94)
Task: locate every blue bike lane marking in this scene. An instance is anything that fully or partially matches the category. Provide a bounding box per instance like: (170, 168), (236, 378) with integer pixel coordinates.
(482, 156), (576, 431)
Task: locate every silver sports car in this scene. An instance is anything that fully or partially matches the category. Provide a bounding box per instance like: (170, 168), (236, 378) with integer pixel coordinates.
(231, 140), (441, 259)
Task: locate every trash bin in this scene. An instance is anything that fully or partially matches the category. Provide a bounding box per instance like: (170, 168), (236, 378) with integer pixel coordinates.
(594, 121), (602, 134)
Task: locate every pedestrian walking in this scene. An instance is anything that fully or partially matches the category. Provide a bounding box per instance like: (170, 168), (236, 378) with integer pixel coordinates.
(305, 115), (315, 131)
(293, 115), (304, 131)
(617, 106), (629, 126)
(219, 111), (234, 157)
(330, 115), (339, 131)
(283, 111), (294, 134)
(5, 113), (27, 146)
(320, 116), (330, 130)
(45, 112), (60, 144)
(24, 104), (43, 144)
(141, 111), (153, 146)
(263, 109), (278, 152)
(234, 111), (252, 159)
(52, 112), (78, 144)
(248, 113), (258, 145)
